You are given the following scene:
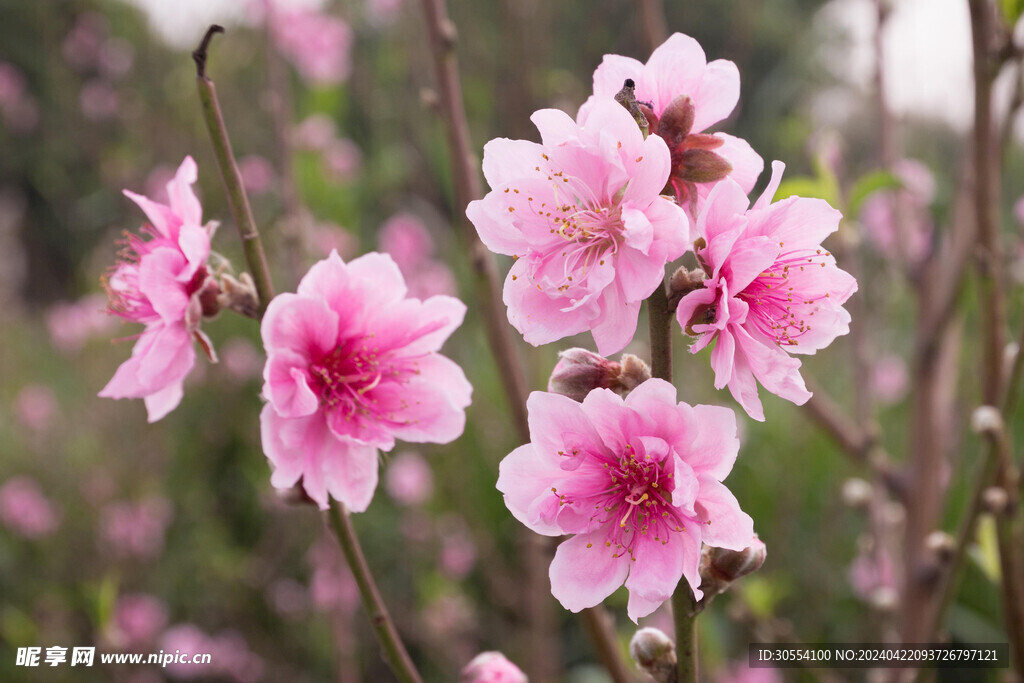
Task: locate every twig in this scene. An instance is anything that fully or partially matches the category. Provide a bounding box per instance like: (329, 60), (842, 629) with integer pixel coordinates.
(636, 0), (669, 52)
(328, 502), (424, 683)
(193, 26), (275, 314)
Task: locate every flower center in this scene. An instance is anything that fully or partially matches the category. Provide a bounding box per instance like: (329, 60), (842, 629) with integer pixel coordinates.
(310, 342), (384, 417)
(740, 244), (834, 347)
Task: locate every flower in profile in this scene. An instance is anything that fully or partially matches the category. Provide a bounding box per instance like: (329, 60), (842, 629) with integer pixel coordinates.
(467, 101), (689, 355)
(676, 162), (857, 421)
(581, 33), (763, 218)
(497, 379), (754, 621)
(260, 250), (472, 511)
(460, 651), (528, 683)
(98, 157), (220, 422)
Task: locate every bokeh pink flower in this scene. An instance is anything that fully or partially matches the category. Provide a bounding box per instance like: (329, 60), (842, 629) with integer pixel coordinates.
(378, 213), (457, 299)
(497, 379), (753, 621)
(98, 156), (220, 422)
(108, 594), (169, 648)
(98, 496), (174, 559)
(46, 294), (117, 353)
(0, 476), (60, 538)
(271, 6), (353, 85)
(14, 384), (58, 432)
(467, 101), (689, 355)
(676, 161), (856, 421)
(581, 33), (763, 219)
(260, 250), (471, 511)
(385, 450), (434, 506)
(460, 651), (528, 683)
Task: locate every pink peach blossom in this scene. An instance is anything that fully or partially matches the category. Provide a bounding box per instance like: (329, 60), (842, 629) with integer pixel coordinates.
(109, 594), (169, 648)
(676, 162), (857, 421)
(260, 250), (471, 511)
(860, 158), (934, 265)
(323, 138), (362, 181)
(0, 476), (60, 538)
(98, 496), (174, 559)
(46, 294), (117, 353)
(98, 157), (219, 422)
(497, 379), (754, 621)
(308, 537), (360, 614)
(581, 33), (763, 219)
(378, 213), (457, 299)
(238, 154), (275, 196)
(467, 101), (690, 355)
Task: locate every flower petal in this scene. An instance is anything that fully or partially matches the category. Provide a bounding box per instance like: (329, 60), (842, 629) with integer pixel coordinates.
(549, 531), (630, 612)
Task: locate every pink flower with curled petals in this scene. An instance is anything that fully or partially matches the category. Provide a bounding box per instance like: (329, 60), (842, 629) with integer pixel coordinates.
(581, 33), (763, 219)
(98, 157), (219, 422)
(676, 162), (857, 421)
(260, 250), (472, 511)
(467, 100), (689, 355)
(497, 379), (754, 621)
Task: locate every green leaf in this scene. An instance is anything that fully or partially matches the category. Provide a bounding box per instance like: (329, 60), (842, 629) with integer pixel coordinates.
(968, 516), (1002, 583)
(1000, 0), (1024, 23)
(848, 170), (903, 219)
(775, 177), (836, 206)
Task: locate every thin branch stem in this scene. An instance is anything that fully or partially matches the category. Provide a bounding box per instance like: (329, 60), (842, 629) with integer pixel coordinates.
(193, 26), (275, 314)
(328, 502), (424, 683)
(647, 280), (696, 683)
(636, 0), (669, 52)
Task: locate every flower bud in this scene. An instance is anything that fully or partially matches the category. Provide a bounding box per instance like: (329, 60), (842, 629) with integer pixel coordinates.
(971, 406), (1003, 435)
(629, 627), (676, 682)
(616, 354), (652, 392)
(669, 266), (705, 298)
(217, 272), (260, 320)
(548, 348), (619, 402)
(699, 536), (767, 598)
(925, 530), (956, 562)
(841, 478), (873, 508)
(460, 651), (527, 683)
(982, 486), (1009, 515)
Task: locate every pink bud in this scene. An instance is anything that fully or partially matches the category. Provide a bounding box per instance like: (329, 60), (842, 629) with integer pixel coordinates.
(460, 651), (528, 683)
(547, 348), (620, 402)
(699, 536), (767, 599)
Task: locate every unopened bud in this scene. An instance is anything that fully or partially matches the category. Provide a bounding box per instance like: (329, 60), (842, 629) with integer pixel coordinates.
(971, 406), (1003, 435)
(870, 586), (899, 612)
(218, 272), (260, 320)
(629, 627), (676, 682)
(982, 486), (1010, 514)
(699, 536), (767, 598)
(925, 530), (956, 562)
(547, 349), (651, 402)
(841, 478), (873, 508)
(669, 266), (706, 298)
(460, 651), (527, 683)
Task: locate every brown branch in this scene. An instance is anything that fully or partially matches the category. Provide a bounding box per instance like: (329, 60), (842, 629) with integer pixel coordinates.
(636, 0), (669, 52)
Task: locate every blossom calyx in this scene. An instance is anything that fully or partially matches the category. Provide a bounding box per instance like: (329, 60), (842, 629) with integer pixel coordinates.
(547, 348), (650, 402)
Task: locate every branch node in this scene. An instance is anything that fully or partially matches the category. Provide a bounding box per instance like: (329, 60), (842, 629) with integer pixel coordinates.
(193, 24), (225, 79)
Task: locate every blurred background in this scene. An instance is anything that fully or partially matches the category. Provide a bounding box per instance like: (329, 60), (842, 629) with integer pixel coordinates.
(1, 0), (1022, 681)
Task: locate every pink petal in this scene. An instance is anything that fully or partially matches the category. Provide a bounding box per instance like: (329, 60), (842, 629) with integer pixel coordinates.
(682, 403), (740, 480)
(480, 137), (547, 191)
(697, 178), (749, 247)
(589, 284), (642, 355)
(621, 133), (672, 205)
(752, 160), (785, 211)
(720, 234), (778, 295)
(176, 223), (211, 281)
(143, 380), (185, 423)
(624, 533), (687, 615)
(525, 391), (610, 469)
(589, 54), (645, 102)
(497, 444), (568, 536)
(323, 439), (380, 513)
(530, 108), (578, 146)
(135, 323), (195, 391)
(715, 133), (764, 195)
(695, 475), (755, 551)
(690, 59), (740, 132)
(710, 325), (736, 390)
(549, 531), (630, 612)
(643, 195), (690, 259)
(137, 247), (189, 322)
(261, 293), (339, 359)
(384, 354), (472, 445)
(263, 350), (319, 418)
(166, 156), (202, 227)
(749, 196), (842, 249)
(467, 197), (529, 256)
(122, 189), (177, 239)
(643, 33), (707, 115)
(733, 324), (811, 407)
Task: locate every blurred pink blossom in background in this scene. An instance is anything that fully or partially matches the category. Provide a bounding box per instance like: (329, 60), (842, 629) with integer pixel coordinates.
(323, 138), (362, 182)
(160, 625), (263, 681)
(62, 13), (106, 71)
(219, 338), (263, 382)
(366, 0), (403, 26)
(439, 521), (477, 579)
(109, 594), (169, 648)
(0, 61), (39, 134)
(860, 158), (935, 266)
(870, 354), (909, 404)
(98, 496), (174, 559)
(307, 221), (358, 260)
(308, 537), (360, 614)
(270, 6), (353, 85)
(385, 450), (434, 506)
(80, 79), (119, 122)
(378, 213), (457, 298)
(460, 651), (528, 683)
(719, 660), (782, 683)
(0, 477), (60, 539)
(238, 155), (275, 196)
(292, 114), (337, 151)
(13, 384), (58, 432)
(849, 546), (898, 608)
(45, 294), (117, 353)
